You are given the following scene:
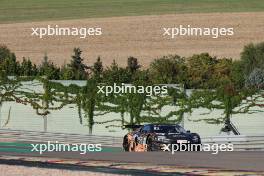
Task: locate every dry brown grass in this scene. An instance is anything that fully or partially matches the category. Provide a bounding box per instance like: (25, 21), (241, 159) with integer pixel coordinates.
(1, 12), (264, 67)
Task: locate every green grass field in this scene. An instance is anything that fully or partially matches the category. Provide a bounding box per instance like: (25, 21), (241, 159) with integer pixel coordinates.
(0, 0), (264, 23)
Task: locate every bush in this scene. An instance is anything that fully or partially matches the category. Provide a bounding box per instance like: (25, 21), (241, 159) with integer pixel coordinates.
(241, 42), (264, 75)
(245, 68), (264, 88)
(149, 55), (187, 84)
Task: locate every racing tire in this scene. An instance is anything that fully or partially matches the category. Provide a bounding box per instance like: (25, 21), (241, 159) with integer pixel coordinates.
(122, 136), (129, 152)
(147, 138), (155, 151)
(129, 141), (136, 152)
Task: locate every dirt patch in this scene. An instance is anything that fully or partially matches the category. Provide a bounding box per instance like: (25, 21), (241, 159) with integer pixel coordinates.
(0, 12), (264, 67)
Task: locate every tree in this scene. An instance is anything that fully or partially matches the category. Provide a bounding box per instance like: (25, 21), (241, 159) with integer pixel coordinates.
(241, 42), (264, 75)
(127, 56), (140, 74)
(80, 78), (112, 134)
(149, 55), (187, 84)
(38, 54), (60, 79)
(188, 82), (260, 135)
(102, 60), (131, 83)
(230, 60), (245, 89)
(20, 57), (38, 76)
(0, 45), (16, 64)
(60, 64), (72, 80)
(68, 48), (89, 80)
(0, 76), (79, 131)
(92, 57), (103, 81)
(0, 45), (19, 75)
(185, 53), (263, 135)
(187, 53), (218, 88)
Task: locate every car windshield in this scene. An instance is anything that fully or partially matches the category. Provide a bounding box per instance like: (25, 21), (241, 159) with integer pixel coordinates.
(153, 125), (186, 133)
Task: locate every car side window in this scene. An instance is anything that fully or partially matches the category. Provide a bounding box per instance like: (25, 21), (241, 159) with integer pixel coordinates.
(141, 125), (151, 133)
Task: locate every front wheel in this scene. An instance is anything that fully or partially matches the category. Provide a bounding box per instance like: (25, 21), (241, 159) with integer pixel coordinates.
(129, 141), (136, 152)
(147, 138), (154, 151)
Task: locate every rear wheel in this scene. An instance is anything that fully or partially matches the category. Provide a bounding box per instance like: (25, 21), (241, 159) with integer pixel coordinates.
(123, 136), (129, 151)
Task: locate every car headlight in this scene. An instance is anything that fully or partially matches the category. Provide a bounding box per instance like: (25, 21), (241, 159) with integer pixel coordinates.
(157, 136), (166, 141)
(156, 136), (170, 142)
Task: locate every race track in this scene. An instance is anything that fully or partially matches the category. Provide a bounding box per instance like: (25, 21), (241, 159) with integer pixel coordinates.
(0, 141), (263, 172)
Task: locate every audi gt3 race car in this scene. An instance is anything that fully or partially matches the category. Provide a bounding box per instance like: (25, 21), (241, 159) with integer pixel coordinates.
(122, 124), (201, 152)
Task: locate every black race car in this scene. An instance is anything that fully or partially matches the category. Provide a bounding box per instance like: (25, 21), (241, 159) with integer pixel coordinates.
(123, 124), (201, 152)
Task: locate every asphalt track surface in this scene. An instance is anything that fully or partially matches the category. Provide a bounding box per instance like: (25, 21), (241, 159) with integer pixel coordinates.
(1, 151), (263, 171)
(0, 142), (263, 172)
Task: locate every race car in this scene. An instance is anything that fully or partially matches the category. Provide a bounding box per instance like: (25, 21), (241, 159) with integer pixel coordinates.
(122, 124), (201, 152)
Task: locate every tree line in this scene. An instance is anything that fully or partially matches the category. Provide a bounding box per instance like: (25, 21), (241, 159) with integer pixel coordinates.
(0, 42), (264, 134)
(1, 43), (264, 89)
